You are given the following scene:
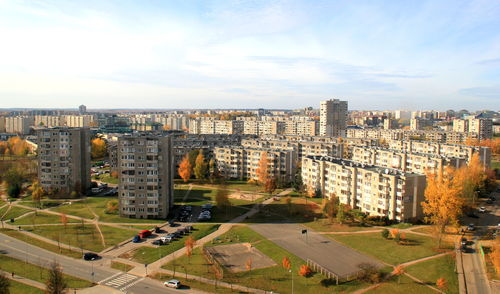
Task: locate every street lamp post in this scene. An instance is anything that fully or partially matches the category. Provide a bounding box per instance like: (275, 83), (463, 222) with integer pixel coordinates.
(289, 269), (294, 294)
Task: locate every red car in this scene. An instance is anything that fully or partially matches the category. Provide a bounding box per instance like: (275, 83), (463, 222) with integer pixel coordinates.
(139, 230), (152, 238)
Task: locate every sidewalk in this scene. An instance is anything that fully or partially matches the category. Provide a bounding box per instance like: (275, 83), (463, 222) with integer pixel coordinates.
(0, 269), (45, 290)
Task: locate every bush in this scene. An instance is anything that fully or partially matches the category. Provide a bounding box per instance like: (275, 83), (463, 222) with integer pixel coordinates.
(357, 263), (385, 284)
(7, 184), (21, 198)
(381, 229), (389, 239)
(298, 264), (312, 277)
(320, 278), (336, 287)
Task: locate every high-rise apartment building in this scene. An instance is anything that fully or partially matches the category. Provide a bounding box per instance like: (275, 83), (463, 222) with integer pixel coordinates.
(36, 127), (91, 194)
(468, 118), (492, 140)
(319, 99), (348, 137)
(117, 135), (173, 219)
(79, 105), (87, 114)
(5, 116), (34, 135)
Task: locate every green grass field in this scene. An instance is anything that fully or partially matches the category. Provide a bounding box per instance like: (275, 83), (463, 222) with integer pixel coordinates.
(328, 232), (450, 265)
(111, 261), (134, 272)
(0, 206), (34, 221)
(18, 200), (64, 209)
(128, 225), (220, 264)
(0, 228), (83, 258)
(367, 274), (436, 294)
(163, 225), (369, 294)
(0, 254), (93, 288)
(13, 212), (81, 225)
(8, 279), (44, 294)
(27, 223), (134, 252)
(92, 173), (118, 185)
(405, 254), (458, 294)
(152, 272), (251, 294)
(51, 197), (165, 223)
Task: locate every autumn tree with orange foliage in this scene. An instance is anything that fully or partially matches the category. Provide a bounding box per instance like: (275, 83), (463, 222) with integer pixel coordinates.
(178, 154), (192, 182)
(465, 137), (500, 155)
(60, 213), (68, 231)
(264, 177), (277, 195)
(392, 265), (405, 284)
(436, 277), (448, 291)
(91, 138), (107, 159)
(490, 240), (500, 275)
(245, 258), (253, 272)
(298, 264), (312, 277)
(422, 167), (464, 248)
(282, 256), (291, 270)
(0, 137), (31, 156)
(256, 152), (269, 185)
(185, 236), (196, 264)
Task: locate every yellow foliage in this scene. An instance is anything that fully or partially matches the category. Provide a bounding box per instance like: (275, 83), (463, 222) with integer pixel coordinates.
(178, 154), (192, 182)
(91, 138), (107, 159)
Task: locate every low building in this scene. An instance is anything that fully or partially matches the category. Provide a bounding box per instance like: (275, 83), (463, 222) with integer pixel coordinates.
(302, 156), (426, 222)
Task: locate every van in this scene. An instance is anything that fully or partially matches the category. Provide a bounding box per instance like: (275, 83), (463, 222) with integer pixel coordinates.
(139, 230), (152, 238)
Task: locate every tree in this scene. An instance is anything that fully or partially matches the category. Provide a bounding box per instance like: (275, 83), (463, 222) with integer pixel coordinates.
(292, 164), (303, 192)
(187, 150), (199, 171)
(256, 152), (269, 185)
(381, 229), (389, 239)
(285, 196), (292, 215)
(421, 167), (464, 248)
(491, 240), (500, 275)
(215, 188), (231, 216)
(282, 256), (291, 270)
(208, 158), (218, 183)
(45, 262), (67, 294)
(392, 265), (404, 284)
(298, 264), (312, 277)
(0, 271), (10, 294)
(390, 229), (400, 239)
(245, 258), (253, 272)
(436, 277), (448, 291)
(178, 154), (192, 182)
(322, 194), (338, 222)
(31, 180), (45, 209)
(336, 203), (346, 224)
(193, 151), (208, 180)
(105, 200), (119, 214)
(91, 138), (107, 159)
(60, 213), (68, 231)
(3, 168), (23, 198)
(264, 177), (277, 195)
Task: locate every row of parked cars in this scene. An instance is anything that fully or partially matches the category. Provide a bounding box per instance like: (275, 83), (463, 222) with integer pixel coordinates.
(197, 203), (213, 221)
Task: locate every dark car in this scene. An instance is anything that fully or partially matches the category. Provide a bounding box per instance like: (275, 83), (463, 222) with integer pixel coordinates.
(169, 221), (177, 227)
(467, 224), (475, 231)
(83, 252), (99, 261)
(460, 245), (468, 253)
(132, 235), (141, 243)
(152, 239), (165, 246)
(154, 226), (161, 233)
(486, 199), (493, 204)
(466, 212), (479, 218)
(460, 237), (467, 246)
(185, 225), (193, 232)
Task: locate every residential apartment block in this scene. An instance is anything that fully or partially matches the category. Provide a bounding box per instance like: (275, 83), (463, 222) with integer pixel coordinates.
(302, 156), (426, 221)
(117, 135), (173, 219)
(5, 116), (34, 135)
(36, 127), (91, 194)
(214, 146), (297, 183)
(351, 146), (466, 174)
(319, 99), (348, 137)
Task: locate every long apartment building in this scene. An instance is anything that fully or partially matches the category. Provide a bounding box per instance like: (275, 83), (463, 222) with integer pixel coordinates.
(346, 128), (476, 144)
(351, 146), (466, 174)
(241, 138), (344, 160)
(387, 140), (491, 167)
(302, 156), (426, 222)
(117, 135), (173, 219)
(36, 127), (91, 194)
(214, 146), (297, 183)
(5, 116), (34, 135)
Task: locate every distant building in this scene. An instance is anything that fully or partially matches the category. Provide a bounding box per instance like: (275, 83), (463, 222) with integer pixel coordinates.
(383, 119), (397, 130)
(319, 99), (348, 137)
(410, 118), (433, 130)
(36, 127), (91, 194)
(118, 135), (173, 219)
(79, 105), (87, 114)
(5, 116), (34, 135)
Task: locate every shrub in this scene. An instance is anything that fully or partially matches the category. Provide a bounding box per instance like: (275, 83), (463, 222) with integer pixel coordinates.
(357, 263), (385, 284)
(381, 229), (390, 239)
(298, 264), (312, 277)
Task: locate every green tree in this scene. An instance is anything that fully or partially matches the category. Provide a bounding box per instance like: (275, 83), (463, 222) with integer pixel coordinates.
(4, 168), (23, 198)
(187, 149), (199, 172)
(45, 262), (67, 294)
(193, 150), (208, 180)
(336, 203), (346, 224)
(208, 158), (218, 183)
(0, 271), (10, 294)
(322, 193), (339, 222)
(292, 165), (303, 192)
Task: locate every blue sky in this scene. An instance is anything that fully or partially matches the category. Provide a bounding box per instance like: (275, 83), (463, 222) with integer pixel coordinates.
(0, 0), (499, 110)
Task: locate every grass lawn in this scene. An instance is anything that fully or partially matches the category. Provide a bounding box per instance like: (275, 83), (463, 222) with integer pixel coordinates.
(0, 254), (93, 288)
(152, 272), (251, 294)
(18, 200), (64, 209)
(13, 212), (81, 225)
(27, 223), (134, 252)
(244, 195), (322, 224)
(328, 232), (451, 265)
(127, 225), (220, 264)
(8, 279), (44, 294)
(111, 261), (134, 272)
(367, 274), (436, 294)
(163, 225), (369, 294)
(405, 254), (458, 294)
(92, 173), (118, 185)
(0, 228), (83, 258)
(51, 197), (165, 223)
(0, 206), (34, 221)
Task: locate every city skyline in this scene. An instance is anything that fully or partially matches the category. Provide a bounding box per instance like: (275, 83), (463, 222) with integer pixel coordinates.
(0, 0), (499, 110)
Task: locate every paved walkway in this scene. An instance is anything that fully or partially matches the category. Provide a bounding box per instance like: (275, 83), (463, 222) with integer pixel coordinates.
(0, 269), (45, 290)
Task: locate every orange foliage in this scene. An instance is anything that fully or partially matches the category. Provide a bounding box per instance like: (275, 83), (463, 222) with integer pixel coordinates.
(491, 240), (500, 274)
(465, 137), (500, 155)
(436, 277), (448, 291)
(282, 256), (291, 270)
(298, 264), (312, 277)
(0, 136), (31, 156)
(256, 152), (269, 185)
(178, 154), (192, 182)
(390, 229), (400, 239)
(245, 258), (253, 271)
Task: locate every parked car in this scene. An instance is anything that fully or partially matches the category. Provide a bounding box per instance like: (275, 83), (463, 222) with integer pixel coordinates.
(154, 226), (161, 233)
(460, 245), (468, 253)
(132, 235), (141, 243)
(139, 230), (152, 238)
(467, 224), (475, 231)
(152, 239), (165, 246)
(159, 236), (171, 244)
(460, 237), (467, 246)
(486, 199), (493, 204)
(169, 221), (177, 227)
(201, 203), (213, 210)
(91, 187), (102, 194)
(83, 252), (100, 261)
(165, 234), (176, 242)
(164, 279), (181, 289)
(479, 207), (486, 213)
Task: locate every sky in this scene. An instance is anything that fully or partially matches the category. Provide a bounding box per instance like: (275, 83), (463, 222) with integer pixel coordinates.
(0, 0), (499, 111)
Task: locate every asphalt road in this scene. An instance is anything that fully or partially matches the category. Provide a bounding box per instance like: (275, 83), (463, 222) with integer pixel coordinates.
(460, 195), (499, 294)
(250, 223), (383, 278)
(0, 232), (199, 294)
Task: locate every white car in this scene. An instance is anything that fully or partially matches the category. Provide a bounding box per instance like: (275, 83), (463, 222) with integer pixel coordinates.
(164, 279), (181, 288)
(478, 207), (486, 213)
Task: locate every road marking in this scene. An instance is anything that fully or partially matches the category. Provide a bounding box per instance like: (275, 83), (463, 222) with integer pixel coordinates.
(120, 277), (144, 291)
(101, 273), (142, 290)
(97, 271), (122, 284)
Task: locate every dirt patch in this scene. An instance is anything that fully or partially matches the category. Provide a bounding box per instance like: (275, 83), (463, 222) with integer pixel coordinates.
(206, 242), (276, 273)
(228, 192), (259, 201)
